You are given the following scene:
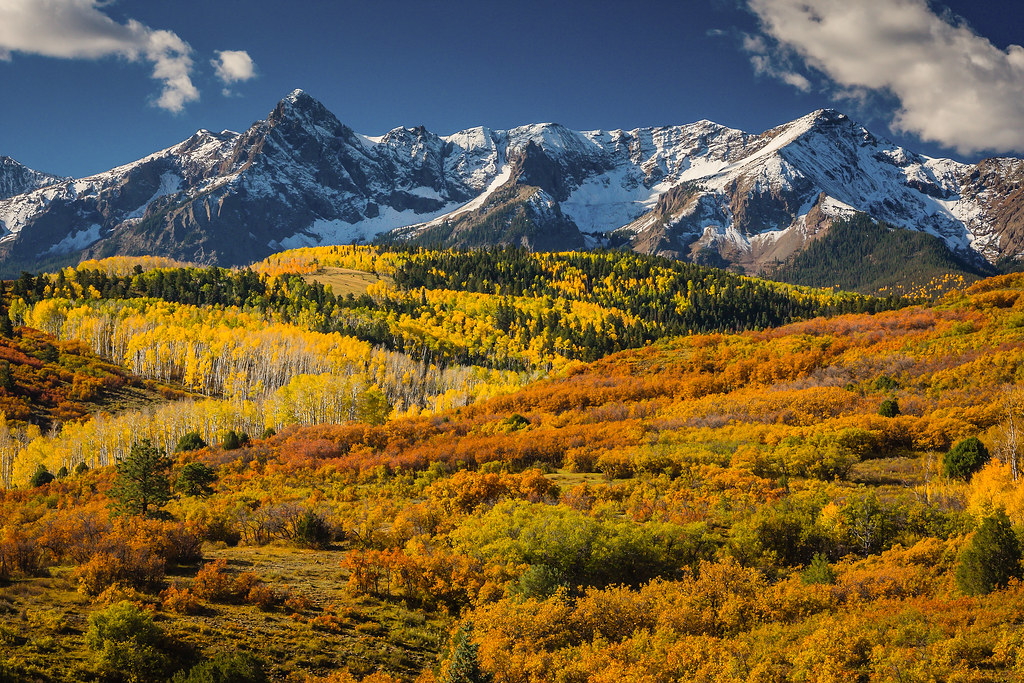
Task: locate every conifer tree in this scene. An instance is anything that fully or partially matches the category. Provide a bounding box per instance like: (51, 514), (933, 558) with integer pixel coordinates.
(110, 439), (172, 516)
(440, 622), (492, 683)
(944, 436), (990, 481)
(175, 462), (216, 497)
(956, 510), (1023, 595)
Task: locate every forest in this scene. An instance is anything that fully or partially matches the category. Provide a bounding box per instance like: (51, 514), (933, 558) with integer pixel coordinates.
(2, 246), (1024, 681)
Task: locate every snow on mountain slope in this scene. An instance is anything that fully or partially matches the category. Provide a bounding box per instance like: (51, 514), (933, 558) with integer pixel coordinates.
(0, 157), (66, 201)
(0, 90), (1020, 274)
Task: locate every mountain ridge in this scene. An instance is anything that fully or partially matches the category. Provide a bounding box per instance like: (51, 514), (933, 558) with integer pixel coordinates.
(0, 90), (1020, 278)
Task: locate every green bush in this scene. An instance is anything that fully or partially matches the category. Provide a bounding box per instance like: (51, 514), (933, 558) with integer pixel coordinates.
(878, 398), (900, 418)
(175, 431), (207, 453)
(944, 437), (990, 481)
(29, 464), (55, 488)
(86, 601), (170, 682)
(171, 651), (268, 683)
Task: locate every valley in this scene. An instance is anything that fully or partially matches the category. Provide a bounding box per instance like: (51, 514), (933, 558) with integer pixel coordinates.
(1, 249), (1024, 681)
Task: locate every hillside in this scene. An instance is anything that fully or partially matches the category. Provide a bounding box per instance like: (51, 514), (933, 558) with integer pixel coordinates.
(770, 213), (993, 296)
(3, 256), (1024, 680)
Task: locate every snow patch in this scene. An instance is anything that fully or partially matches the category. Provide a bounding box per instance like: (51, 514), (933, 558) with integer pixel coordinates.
(126, 172), (182, 219)
(44, 224), (102, 255)
(278, 202), (464, 249)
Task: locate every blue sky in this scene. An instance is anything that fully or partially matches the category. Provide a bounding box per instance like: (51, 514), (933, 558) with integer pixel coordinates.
(1, 0), (1022, 178)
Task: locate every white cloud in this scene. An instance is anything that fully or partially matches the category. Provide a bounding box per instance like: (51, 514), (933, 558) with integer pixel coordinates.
(0, 0), (200, 112)
(211, 50), (256, 96)
(212, 50), (255, 84)
(745, 0), (1024, 155)
(744, 34), (812, 92)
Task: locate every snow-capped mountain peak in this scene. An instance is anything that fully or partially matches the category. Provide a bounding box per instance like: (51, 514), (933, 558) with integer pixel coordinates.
(0, 90), (1020, 275)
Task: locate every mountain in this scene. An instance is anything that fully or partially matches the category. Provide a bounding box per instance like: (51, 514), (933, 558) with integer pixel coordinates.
(0, 156), (65, 200)
(0, 90), (1022, 276)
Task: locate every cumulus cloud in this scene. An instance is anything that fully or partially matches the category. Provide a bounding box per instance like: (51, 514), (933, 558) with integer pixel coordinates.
(744, 0), (1024, 155)
(211, 50), (256, 95)
(0, 0), (201, 112)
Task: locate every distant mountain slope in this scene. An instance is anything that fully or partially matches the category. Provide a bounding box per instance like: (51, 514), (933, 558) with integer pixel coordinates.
(1, 90), (1023, 281)
(770, 214), (992, 296)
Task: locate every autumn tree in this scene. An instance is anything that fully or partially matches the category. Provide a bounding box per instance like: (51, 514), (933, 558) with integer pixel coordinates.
(110, 439), (172, 517)
(956, 510), (1022, 595)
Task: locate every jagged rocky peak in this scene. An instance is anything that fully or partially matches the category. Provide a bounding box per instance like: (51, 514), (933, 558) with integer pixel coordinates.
(1, 90), (1023, 277)
(266, 89), (353, 143)
(0, 156), (65, 200)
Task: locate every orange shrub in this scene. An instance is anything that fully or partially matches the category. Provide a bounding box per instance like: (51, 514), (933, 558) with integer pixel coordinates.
(161, 584), (202, 614)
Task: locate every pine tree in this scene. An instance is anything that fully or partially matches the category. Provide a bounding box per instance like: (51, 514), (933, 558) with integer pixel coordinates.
(440, 623), (492, 683)
(944, 436), (990, 481)
(0, 307), (12, 337)
(956, 510), (1023, 595)
(878, 398), (900, 418)
(110, 439), (172, 517)
(29, 464), (55, 488)
(0, 361), (13, 392)
(175, 462), (217, 497)
(174, 431), (207, 453)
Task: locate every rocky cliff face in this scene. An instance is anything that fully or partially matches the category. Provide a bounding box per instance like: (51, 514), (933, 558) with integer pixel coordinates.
(0, 91), (1021, 275)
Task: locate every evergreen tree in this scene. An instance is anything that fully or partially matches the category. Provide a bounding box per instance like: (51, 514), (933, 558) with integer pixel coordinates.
(0, 361), (14, 392)
(944, 436), (991, 481)
(0, 307), (12, 337)
(174, 431), (207, 453)
(110, 439), (172, 517)
(29, 464), (54, 488)
(801, 553), (837, 585)
(440, 622), (492, 683)
(175, 462), (217, 497)
(221, 430), (241, 451)
(956, 510), (1023, 595)
(878, 398), (900, 418)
